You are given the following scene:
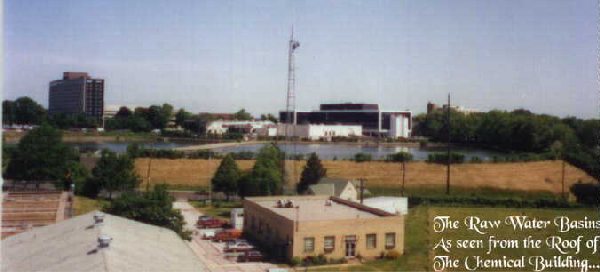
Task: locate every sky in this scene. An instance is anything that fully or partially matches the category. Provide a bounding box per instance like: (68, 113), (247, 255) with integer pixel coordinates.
(3, 0), (598, 118)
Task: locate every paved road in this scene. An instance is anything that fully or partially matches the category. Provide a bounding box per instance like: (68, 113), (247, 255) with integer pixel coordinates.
(174, 201), (279, 272)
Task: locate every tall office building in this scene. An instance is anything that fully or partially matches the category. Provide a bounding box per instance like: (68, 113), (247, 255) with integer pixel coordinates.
(49, 72), (104, 123)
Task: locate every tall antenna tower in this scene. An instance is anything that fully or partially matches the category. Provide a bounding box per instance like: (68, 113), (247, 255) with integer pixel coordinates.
(286, 27), (300, 129)
(285, 27), (300, 189)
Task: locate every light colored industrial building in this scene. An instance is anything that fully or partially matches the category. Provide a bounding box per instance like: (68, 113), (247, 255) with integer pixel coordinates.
(363, 196), (409, 215)
(243, 195), (404, 260)
(276, 124), (362, 140)
(1, 211), (205, 272)
(205, 120), (275, 135)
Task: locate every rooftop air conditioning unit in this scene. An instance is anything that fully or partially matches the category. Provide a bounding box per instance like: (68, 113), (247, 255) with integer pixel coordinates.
(285, 200), (295, 208)
(276, 200), (285, 208)
(325, 200), (332, 206)
(94, 212), (105, 226)
(98, 235), (112, 248)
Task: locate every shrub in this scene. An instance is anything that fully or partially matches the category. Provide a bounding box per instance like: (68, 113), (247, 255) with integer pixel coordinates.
(470, 156), (482, 163)
(385, 152), (413, 162)
(427, 152), (465, 164)
(570, 183), (600, 206)
(385, 250), (401, 259)
(354, 152), (372, 162)
(289, 257), (301, 267)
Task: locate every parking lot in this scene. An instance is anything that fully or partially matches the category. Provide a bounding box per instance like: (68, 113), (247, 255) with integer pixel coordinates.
(174, 201), (278, 272)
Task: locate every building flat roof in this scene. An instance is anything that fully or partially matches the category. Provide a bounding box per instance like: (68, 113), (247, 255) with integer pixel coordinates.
(1, 211), (205, 272)
(247, 196), (389, 222)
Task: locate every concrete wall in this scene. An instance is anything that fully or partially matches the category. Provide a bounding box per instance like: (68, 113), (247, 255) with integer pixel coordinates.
(292, 216), (404, 259)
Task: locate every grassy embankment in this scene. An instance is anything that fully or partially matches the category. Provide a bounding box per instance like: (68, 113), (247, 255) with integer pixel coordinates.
(134, 159), (597, 196)
(73, 196), (109, 216)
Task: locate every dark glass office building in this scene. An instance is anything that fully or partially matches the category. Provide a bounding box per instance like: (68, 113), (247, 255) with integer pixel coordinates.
(279, 103), (412, 137)
(49, 72), (104, 123)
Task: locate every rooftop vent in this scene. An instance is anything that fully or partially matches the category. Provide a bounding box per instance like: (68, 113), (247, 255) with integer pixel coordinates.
(98, 235), (112, 248)
(94, 212), (105, 226)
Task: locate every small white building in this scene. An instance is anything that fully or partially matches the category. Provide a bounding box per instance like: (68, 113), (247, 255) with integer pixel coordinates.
(362, 196), (409, 215)
(230, 208), (244, 230)
(205, 120), (275, 135)
(388, 113), (411, 138)
(307, 178), (364, 202)
(276, 124), (362, 140)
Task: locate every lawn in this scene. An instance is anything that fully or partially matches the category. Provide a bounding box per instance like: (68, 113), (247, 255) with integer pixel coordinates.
(190, 200), (242, 220)
(73, 196), (108, 216)
(310, 206), (599, 271)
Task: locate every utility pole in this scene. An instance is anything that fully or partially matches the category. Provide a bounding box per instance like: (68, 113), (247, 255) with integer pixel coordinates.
(146, 157), (152, 192)
(561, 159), (566, 199)
(359, 178), (366, 204)
(446, 93), (451, 195)
(208, 152), (212, 207)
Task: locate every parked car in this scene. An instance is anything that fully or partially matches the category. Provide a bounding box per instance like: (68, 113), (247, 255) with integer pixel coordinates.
(201, 230), (216, 240)
(224, 239), (254, 253)
(237, 251), (263, 262)
(212, 229), (242, 242)
(196, 216), (225, 229)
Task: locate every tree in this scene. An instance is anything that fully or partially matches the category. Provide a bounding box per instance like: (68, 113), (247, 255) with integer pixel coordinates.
(104, 184), (191, 240)
(115, 106), (132, 118)
(212, 154), (240, 200)
(239, 144), (283, 196)
(296, 153), (326, 194)
(3, 100), (16, 125)
(5, 124), (79, 183)
(175, 109), (192, 127)
(234, 109), (253, 121)
(14, 97), (46, 125)
(260, 113), (278, 123)
(89, 149), (140, 199)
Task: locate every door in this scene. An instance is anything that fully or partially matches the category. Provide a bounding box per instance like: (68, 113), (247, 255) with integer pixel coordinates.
(345, 236), (357, 257)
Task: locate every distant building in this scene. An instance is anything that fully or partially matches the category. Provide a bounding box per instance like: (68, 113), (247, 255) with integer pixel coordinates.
(279, 103), (411, 138)
(243, 195), (405, 260)
(49, 72), (104, 123)
(276, 124), (362, 140)
(1, 211), (206, 272)
(307, 178), (362, 201)
(427, 101), (482, 115)
(205, 120), (275, 135)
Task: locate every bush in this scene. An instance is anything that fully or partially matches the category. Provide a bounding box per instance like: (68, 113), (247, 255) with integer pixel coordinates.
(385, 250), (401, 260)
(427, 152), (465, 164)
(385, 152), (413, 162)
(354, 152), (372, 162)
(289, 257), (301, 267)
(470, 156), (482, 163)
(570, 183), (600, 206)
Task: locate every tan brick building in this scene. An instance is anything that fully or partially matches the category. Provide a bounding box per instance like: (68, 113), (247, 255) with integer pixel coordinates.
(243, 195), (404, 260)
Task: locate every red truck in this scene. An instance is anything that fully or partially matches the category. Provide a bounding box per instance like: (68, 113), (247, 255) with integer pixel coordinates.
(212, 229), (243, 242)
(196, 216), (225, 229)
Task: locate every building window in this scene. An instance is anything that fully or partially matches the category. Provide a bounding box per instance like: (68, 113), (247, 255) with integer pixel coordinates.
(324, 236), (335, 253)
(304, 237), (315, 253)
(385, 233), (396, 249)
(366, 234), (377, 249)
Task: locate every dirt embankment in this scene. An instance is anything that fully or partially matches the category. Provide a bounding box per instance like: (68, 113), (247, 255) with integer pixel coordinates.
(134, 159), (597, 193)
